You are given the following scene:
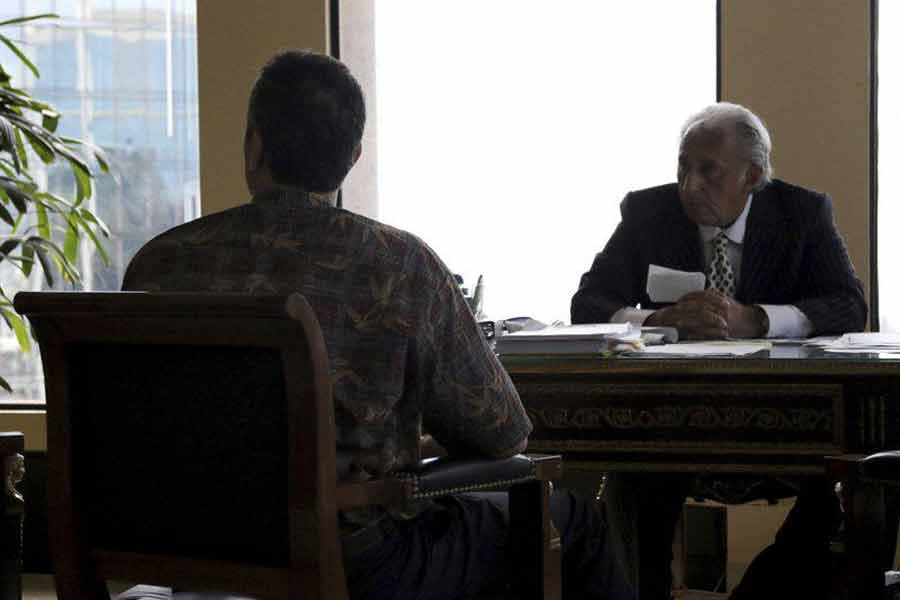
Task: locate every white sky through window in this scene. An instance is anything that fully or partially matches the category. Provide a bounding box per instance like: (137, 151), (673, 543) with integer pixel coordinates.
(375, 1), (716, 323)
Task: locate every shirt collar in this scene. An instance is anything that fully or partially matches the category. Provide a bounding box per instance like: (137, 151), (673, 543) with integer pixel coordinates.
(251, 185), (336, 209)
(698, 193), (753, 244)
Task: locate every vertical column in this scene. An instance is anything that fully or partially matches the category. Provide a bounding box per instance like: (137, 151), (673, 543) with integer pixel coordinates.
(196, 1), (330, 216)
(338, 0), (378, 218)
(720, 0), (873, 317)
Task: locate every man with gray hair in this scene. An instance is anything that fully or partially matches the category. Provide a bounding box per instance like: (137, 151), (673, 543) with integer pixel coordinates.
(571, 102), (866, 599)
(572, 101), (865, 340)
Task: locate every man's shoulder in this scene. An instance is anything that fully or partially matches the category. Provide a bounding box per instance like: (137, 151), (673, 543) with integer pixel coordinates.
(764, 178), (828, 202)
(757, 179), (832, 220)
(620, 183), (682, 223)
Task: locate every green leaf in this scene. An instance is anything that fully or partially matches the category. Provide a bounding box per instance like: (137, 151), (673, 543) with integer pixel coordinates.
(0, 33), (40, 79)
(0, 13), (58, 27)
(21, 244), (33, 277)
(0, 203), (13, 227)
(0, 237), (21, 266)
(31, 245), (54, 286)
(61, 137), (111, 174)
(35, 202), (50, 238)
(11, 130), (26, 171)
(78, 208), (110, 237)
(0, 114), (16, 154)
(0, 375), (11, 394)
(27, 237), (80, 284)
(41, 109), (59, 133)
(0, 307), (30, 353)
(75, 212), (109, 266)
(68, 159), (92, 204)
(63, 217), (78, 262)
(22, 129), (55, 164)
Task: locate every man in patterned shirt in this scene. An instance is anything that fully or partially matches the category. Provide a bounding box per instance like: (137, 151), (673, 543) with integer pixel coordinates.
(123, 50), (631, 600)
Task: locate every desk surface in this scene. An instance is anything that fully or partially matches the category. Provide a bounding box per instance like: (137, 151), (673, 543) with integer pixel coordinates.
(502, 345), (900, 376)
(500, 347), (900, 474)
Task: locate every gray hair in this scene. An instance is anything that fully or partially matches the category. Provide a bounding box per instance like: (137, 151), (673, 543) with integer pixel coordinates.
(680, 102), (773, 191)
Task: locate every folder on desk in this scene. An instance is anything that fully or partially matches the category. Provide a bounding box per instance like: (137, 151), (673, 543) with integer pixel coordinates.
(496, 323), (641, 355)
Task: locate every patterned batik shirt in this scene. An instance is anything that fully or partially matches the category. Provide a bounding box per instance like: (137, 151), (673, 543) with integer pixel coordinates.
(122, 186), (532, 525)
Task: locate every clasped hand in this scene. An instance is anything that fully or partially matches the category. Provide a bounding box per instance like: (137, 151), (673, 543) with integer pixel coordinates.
(644, 290), (767, 340)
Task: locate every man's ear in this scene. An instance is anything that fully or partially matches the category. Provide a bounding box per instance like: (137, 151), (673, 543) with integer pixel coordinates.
(744, 163), (763, 192)
(245, 127), (266, 172)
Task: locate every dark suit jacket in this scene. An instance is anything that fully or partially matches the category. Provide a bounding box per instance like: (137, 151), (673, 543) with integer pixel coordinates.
(570, 179), (867, 335)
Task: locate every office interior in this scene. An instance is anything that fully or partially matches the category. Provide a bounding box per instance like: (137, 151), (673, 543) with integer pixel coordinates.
(0, 0), (880, 597)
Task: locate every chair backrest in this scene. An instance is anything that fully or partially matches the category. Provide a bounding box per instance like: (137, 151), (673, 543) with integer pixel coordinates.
(15, 291), (347, 600)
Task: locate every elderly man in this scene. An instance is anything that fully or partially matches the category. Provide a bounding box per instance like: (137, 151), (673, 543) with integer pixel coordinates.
(571, 103), (866, 599)
(123, 50), (632, 600)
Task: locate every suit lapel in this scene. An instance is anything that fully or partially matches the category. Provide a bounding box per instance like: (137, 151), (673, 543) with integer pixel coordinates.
(738, 184), (788, 301)
(664, 194), (704, 273)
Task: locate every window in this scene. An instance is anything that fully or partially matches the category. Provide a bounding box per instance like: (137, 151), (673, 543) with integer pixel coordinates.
(372, 2), (716, 323)
(880, 1), (899, 331)
(0, 0), (199, 402)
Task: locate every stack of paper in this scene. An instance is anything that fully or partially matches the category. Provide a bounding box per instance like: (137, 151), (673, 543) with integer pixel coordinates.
(495, 323), (639, 355)
(635, 340), (771, 357)
(818, 332), (900, 353)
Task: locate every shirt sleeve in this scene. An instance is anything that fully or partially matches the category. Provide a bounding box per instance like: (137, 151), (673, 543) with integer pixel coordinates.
(416, 250), (532, 458)
(759, 304), (814, 338)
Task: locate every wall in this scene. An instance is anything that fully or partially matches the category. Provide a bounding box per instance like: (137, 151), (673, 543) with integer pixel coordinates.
(721, 0), (873, 316)
(196, 0), (330, 216)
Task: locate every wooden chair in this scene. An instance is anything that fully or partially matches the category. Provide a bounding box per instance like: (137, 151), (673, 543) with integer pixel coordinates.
(0, 431), (24, 600)
(15, 291), (561, 600)
(827, 453), (900, 599)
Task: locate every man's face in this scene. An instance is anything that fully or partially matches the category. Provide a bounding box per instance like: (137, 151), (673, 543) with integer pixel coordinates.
(677, 125), (758, 227)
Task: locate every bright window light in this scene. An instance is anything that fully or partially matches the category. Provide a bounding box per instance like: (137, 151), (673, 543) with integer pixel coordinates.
(375, 1), (716, 323)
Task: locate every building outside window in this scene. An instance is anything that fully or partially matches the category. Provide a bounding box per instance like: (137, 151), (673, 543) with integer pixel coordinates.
(0, 0), (199, 402)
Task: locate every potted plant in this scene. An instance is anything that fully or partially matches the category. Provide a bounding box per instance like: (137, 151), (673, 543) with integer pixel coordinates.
(0, 13), (110, 393)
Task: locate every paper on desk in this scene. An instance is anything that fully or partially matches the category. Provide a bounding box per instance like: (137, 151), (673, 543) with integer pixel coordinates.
(636, 341), (770, 356)
(821, 332), (900, 352)
(646, 264), (706, 303)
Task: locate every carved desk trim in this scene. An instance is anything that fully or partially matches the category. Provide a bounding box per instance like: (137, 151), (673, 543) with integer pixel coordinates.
(501, 354), (900, 475)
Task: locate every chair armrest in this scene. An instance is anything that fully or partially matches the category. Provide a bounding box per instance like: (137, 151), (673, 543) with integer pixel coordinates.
(335, 478), (414, 510)
(393, 453), (562, 500)
(826, 451), (900, 486)
(860, 451), (900, 483)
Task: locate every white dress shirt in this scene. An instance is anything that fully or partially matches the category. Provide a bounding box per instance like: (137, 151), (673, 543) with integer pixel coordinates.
(611, 195), (813, 338)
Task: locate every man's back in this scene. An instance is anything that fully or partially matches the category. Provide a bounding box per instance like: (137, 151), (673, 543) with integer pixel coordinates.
(123, 186), (530, 487)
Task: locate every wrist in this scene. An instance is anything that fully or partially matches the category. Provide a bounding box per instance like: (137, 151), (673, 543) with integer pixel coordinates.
(644, 308), (663, 326)
(751, 305), (769, 338)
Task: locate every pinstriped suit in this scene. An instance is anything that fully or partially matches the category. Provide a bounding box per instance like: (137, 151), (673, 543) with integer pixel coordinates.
(571, 178), (867, 334)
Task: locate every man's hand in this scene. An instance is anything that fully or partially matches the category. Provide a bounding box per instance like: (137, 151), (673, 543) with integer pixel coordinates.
(644, 290), (768, 339)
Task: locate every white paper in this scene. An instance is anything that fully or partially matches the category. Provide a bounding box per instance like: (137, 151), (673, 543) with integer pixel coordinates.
(501, 323), (635, 341)
(636, 341), (769, 356)
(820, 332), (900, 352)
(646, 264), (706, 303)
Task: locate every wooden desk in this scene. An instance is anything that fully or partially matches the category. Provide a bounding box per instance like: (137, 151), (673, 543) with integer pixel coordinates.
(501, 347), (900, 476)
(0, 432), (24, 600)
